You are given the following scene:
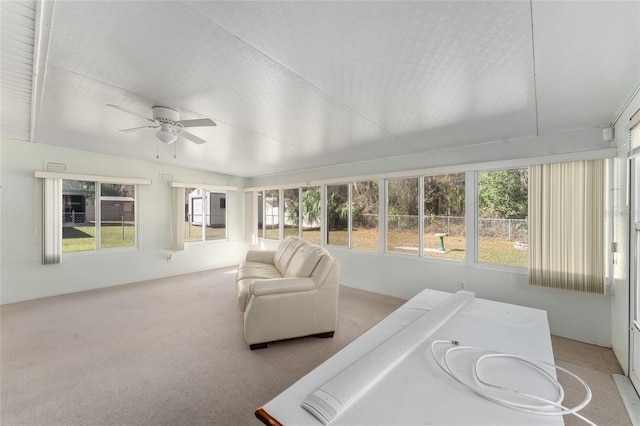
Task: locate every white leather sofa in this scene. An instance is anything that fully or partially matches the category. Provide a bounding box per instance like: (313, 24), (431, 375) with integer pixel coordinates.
(236, 236), (340, 349)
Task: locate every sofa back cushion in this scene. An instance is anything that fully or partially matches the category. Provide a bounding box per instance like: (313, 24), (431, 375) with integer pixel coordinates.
(309, 255), (338, 287)
(284, 244), (326, 278)
(274, 236), (306, 273)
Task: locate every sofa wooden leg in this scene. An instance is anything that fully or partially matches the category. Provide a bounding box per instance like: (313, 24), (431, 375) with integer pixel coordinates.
(250, 342), (268, 350)
(315, 331), (335, 339)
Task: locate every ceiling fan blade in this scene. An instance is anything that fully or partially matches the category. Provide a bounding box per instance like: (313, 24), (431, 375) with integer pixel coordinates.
(180, 130), (207, 144)
(120, 125), (158, 133)
(107, 104), (155, 123)
(176, 118), (216, 128)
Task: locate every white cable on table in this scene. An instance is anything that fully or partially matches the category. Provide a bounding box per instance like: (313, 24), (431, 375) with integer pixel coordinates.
(430, 340), (595, 426)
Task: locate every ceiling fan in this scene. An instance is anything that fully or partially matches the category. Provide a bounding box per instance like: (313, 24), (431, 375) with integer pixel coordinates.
(107, 104), (216, 145)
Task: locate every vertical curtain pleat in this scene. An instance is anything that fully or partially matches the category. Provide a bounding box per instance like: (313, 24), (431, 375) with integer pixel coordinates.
(43, 178), (62, 264)
(172, 187), (185, 251)
(529, 159), (605, 294)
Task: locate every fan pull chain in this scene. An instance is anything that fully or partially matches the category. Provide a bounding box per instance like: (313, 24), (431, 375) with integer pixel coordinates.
(174, 142), (177, 159)
(156, 140), (159, 159)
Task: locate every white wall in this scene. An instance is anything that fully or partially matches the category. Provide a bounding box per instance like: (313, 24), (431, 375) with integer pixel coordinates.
(612, 88), (640, 374)
(1, 139), (248, 304)
(250, 126), (618, 346)
(1, 117), (629, 346)
(259, 238), (612, 347)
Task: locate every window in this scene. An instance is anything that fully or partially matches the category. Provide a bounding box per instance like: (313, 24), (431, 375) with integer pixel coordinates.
(257, 192), (264, 238)
(424, 173), (465, 260)
(62, 179), (137, 252)
(63, 180), (96, 252)
(301, 187), (321, 243)
(387, 177), (419, 254)
(185, 187), (202, 242)
(206, 192), (227, 241)
(351, 181), (379, 251)
(326, 184), (349, 247)
(100, 183), (136, 248)
(283, 188), (299, 237)
(40, 172), (150, 263)
(477, 168), (528, 267)
(185, 187), (227, 242)
(264, 189), (279, 240)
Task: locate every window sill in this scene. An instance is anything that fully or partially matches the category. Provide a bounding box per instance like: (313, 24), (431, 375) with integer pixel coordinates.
(63, 246), (139, 258)
(472, 262), (528, 274)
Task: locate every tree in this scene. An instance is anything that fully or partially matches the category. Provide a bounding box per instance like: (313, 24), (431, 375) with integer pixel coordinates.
(351, 181), (379, 227)
(101, 183), (134, 197)
(285, 187), (321, 227)
(302, 187), (321, 227)
(424, 173), (465, 216)
(351, 181), (378, 214)
(327, 186), (348, 229)
(478, 169), (528, 219)
(388, 178), (419, 216)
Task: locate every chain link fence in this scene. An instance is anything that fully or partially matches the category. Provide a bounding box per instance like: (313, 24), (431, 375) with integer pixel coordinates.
(479, 218), (528, 242)
(63, 211), (135, 241)
(387, 215), (527, 242)
(424, 215), (465, 236)
(353, 214), (379, 230)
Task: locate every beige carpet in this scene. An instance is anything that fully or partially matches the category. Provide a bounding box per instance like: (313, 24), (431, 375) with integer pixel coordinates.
(0, 267), (632, 425)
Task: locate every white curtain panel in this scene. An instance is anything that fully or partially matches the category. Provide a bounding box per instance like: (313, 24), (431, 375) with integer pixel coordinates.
(171, 186), (185, 251)
(42, 177), (62, 264)
(529, 159), (605, 294)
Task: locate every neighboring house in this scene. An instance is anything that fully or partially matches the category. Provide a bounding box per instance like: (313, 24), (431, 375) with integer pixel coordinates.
(188, 188), (226, 228)
(63, 192), (134, 224)
(264, 196), (279, 227)
(99, 196), (135, 222)
(63, 189), (92, 225)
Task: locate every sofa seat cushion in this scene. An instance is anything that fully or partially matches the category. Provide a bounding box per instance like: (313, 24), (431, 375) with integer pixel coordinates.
(239, 260), (275, 269)
(236, 263), (282, 281)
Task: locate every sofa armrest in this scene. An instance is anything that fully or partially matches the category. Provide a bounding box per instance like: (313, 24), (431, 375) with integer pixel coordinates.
(245, 250), (276, 264)
(251, 277), (316, 296)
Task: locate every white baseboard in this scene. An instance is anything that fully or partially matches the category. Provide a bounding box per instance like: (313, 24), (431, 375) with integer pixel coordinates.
(613, 374), (640, 425)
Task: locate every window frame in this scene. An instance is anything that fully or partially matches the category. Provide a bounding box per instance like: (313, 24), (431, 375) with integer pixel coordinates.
(263, 189), (280, 241)
(249, 150), (611, 273)
(476, 167), (529, 269)
(37, 171), (152, 261)
(350, 180), (380, 252)
(61, 179), (140, 254)
(385, 176), (420, 256)
(326, 183), (350, 248)
(423, 172), (467, 262)
(184, 187), (228, 243)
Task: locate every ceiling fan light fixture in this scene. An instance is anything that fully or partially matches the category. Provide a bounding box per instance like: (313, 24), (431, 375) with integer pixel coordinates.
(156, 122), (177, 144)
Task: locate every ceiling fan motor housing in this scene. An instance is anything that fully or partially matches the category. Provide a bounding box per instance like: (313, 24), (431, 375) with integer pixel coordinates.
(152, 106), (179, 124)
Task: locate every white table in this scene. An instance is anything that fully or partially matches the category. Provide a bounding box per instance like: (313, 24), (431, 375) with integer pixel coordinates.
(256, 289), (563, 425)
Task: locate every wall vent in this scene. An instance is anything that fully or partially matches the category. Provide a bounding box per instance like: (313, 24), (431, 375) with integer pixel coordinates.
(44, 161), (67, 171)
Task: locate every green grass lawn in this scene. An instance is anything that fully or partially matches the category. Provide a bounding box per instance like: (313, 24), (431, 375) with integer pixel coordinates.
(263, 226), (322, 244)
(65, 222), (526, 267)
(64, 222), (226, 252)
(478, 238), (528, 266)
(63, 223), (135, 251)
(277, 227), (527, 267)
(185, 223), (226, 241)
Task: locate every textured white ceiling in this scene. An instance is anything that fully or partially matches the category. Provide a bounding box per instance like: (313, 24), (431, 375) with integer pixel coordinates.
(1, 1), (639, 177)
(1, 0), (36, 142)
